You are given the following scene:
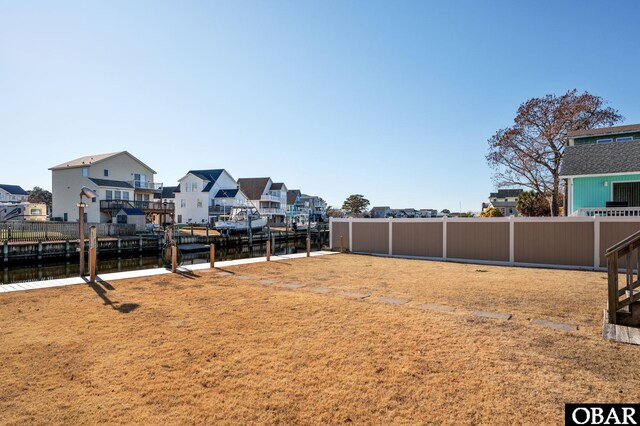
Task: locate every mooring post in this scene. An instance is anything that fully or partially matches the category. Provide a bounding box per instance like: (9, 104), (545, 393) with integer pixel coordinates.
(3, 240), (8, 263)
(210, 243), (215, 268)
(37, 240), (42, 260)
(306, 237), (311, 257)
(266, 240), (271, 261)
(89, 226), (97, 283)
(171, 244), (177, 273)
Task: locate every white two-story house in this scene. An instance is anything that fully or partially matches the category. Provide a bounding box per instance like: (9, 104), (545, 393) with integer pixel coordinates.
(237, 178), (287, 225)
(50, 151), (170, 224)
(174, 169), (247, 225)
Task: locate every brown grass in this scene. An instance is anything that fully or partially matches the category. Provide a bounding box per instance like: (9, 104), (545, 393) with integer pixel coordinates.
(1, 254), (639, 425)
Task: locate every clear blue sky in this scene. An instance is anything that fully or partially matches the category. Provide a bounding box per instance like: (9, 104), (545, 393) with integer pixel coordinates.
(2, 1), (639, 212)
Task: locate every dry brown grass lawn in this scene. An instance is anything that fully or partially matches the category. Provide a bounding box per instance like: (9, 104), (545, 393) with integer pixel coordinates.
(1, 253), (639, 425)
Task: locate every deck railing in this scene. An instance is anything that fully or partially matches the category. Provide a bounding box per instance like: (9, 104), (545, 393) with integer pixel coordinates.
(0, 221), (136, 242)
(574, 207), (640, 217)
(100, 200), (175, 211)
(605, 230), (640, 324)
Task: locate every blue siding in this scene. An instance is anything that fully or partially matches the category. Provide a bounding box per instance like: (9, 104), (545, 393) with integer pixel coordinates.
(573, 174), (640, 211)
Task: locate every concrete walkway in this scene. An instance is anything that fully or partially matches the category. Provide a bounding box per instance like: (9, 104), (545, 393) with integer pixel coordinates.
(0, 251), (339, 294)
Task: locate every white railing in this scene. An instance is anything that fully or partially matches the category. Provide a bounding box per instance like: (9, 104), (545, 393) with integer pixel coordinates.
(259, 208), (285, 216)
(260, 194), (280, 202)
(574, 207), (640, 217)
(129, 180), (163, 190)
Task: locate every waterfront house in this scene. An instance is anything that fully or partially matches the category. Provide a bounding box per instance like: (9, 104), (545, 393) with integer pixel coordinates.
(561, 123), (640, 216)
(114, 208), (146, 231)
(419, 209), (438, 218)
(481, 189), (522, 217)
(237, 178), (287, 225)
(286, 189), (302, 219)
(0, 184), (29, 203)
(371, 206), (391, 218)
(174, 169), (247, 225)
(0, 201), (48, 221)
(298, 194), (327, 221)
(49, 151), (170, 224)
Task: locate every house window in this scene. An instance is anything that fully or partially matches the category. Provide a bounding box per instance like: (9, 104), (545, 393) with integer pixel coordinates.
(63, 213), (68, 222)
(104, 169), (109, 177)
(134, 174), (147, 188)
(180, 199), (186, 208)
(82, 167), (88, 177)
(30, 209), (41, 215)
(197, 199), (203, 208)
(177, 214), (182, 223)
(91, 197), (96, 203)
(106, 190), (113, 200)
(114, 191), (122, 200)
(613, 182), (640, 207)
(117, 215), (127, 224)
(123, 192), (130, 200)
(596, 138), (613, 144)
(616, 136), (633, 142)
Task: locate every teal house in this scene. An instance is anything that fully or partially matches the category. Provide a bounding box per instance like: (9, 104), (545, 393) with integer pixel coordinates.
(561, 124), (640, 216)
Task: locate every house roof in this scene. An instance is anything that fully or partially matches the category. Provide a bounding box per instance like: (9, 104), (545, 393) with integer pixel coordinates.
(0, 184), (28, 196)
(237, 178), (270, 200)
(490, 189), (523, 198)
(271, 182), (285, 190)
(371, 206), (390, 211)
(560, 139), (640, 176)
(490, 201), (517, 208)
(287, 190), (301, 205)
(88, 178), (133, 189)
(568, 123), (640, 138)
(161, 186), (178, 199)
(180, 169), (225, 193)
(118, 208), (145, 215)
(214, 188), (239, 198)
(49, 151), (157, 174)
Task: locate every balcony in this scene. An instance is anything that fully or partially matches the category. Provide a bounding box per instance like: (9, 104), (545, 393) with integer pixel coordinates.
(260, 194), (280, 202)
(100, 200), (175, 213)
(209, 205), (233, 216)
(128, 180), (163, 191)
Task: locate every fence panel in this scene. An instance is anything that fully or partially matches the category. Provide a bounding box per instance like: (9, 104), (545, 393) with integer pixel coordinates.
(514, 221), (593, 267)
(352, 222), (389, 254)
(447, 221), (510, 262)
(392, 222), (443, 258)
(331, 222), (350, 250)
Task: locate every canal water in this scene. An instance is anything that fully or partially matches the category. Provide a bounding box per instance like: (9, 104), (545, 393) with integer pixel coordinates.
(1, 239), (324, 285)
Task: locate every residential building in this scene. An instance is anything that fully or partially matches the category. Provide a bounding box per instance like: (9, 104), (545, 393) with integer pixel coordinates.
(174, 169), (247, 225)
(0, 184), (29, 202)
(419, 209), (438, 218)
(481, 189), (523, 216)
(370, 206), (391, 218)
(298, 194), (327, 221)
(286, 189), (302, 219)
(49, 151), (171, 224)
(561, 123), (640, 216)
(238, 178), (287, 225)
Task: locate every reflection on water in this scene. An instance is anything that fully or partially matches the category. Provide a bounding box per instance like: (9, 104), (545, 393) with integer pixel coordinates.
(1, 240), (322, 285)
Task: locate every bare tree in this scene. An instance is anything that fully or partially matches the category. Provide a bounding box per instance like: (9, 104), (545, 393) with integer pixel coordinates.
(486, 89), (622, 216)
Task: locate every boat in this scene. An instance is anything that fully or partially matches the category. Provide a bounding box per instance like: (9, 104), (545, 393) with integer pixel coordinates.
(214, 206), (266, 234)
(290, 213), (317, 232)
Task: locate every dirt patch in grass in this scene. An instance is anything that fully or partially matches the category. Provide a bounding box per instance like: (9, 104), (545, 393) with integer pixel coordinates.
(0, 254), (639, 424)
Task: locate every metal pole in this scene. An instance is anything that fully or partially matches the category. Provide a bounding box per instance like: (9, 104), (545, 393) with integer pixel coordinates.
(78, 201), (85, 276)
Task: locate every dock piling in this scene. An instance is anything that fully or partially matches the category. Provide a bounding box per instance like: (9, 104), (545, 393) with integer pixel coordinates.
(171, 245), (177, 273)
(89, 226), (97, 283)
(210, 243), (215, 268)
(266, 240), (271, 261)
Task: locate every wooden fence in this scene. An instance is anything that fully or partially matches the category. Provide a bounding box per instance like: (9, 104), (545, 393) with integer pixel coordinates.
(329, 217), (640, 270)
(0, 221), (137, 242)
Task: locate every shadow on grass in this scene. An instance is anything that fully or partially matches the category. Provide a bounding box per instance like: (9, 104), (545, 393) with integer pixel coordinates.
(85, 280), (140, 314)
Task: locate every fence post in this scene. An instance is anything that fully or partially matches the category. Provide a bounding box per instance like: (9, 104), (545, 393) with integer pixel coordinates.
(348, 218), (353, 253)
(442, 216), (447, 260)
(608, 252), (618, 324)
(89, 226), (97, 283)
(388, 218), (393, 256)
(593, 215), (601, 270)
(210, 243), (215, 268)
(509, 216), (515, 265)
